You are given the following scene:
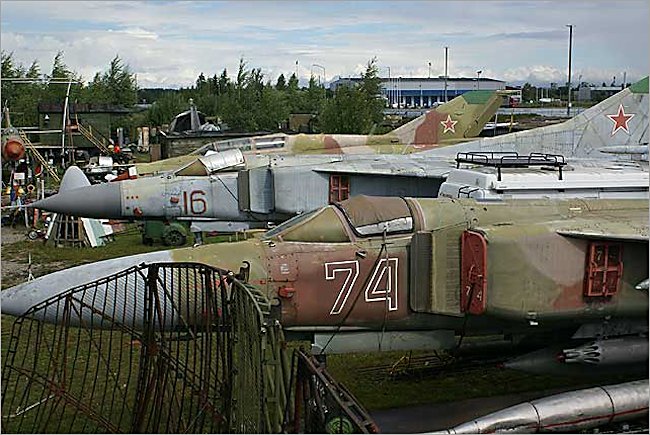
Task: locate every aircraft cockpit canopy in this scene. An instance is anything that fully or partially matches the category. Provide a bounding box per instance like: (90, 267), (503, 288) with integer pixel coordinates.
(335, 195), (413, 236)
(263, 206), (350, 242)
(190, 135), (287, 156)
(263, 195), (414, 243)
(174, 149), (245, 176)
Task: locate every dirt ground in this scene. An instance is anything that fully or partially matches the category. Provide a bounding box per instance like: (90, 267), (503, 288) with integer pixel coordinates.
(1, 226), (29, 287)
(1, 225), (26, 245)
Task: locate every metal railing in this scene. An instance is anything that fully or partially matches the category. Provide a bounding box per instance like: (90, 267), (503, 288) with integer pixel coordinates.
(18, 130), (60, 182)
(76, 121), (111, 155)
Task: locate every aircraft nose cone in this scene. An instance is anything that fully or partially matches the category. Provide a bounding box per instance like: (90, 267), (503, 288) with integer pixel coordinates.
(1, 251), (175, 318)
(31, 182), (122, 219)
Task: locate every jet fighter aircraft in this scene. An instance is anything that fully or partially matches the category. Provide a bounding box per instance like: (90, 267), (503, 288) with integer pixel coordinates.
(4, 195), (648, 375)
(133, 90), (509, 176)
(31, 148), (650, 234)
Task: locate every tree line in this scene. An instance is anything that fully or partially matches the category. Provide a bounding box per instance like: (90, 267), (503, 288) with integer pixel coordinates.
(2, 51), (385, 135)
(2, 51), (137, 127)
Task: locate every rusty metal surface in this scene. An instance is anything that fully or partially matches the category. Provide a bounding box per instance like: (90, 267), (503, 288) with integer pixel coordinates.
(292, 349), (378, 434)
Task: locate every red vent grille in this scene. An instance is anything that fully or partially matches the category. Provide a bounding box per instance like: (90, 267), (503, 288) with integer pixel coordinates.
(584, 242), (623, 297)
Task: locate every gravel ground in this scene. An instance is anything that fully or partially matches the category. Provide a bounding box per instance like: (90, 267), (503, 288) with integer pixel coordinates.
(1, 225), (26, 245)
(1, 226), (29, 287)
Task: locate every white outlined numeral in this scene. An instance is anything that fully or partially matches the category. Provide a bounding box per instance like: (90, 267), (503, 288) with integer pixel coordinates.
(365, 258), (399, 311)
(324, 258), (398, 315)
(325, 261), (359, 315)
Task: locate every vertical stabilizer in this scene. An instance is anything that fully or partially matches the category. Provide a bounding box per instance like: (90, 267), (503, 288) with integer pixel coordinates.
(389, 90), (505, 146)
(426, 77), (649, 158)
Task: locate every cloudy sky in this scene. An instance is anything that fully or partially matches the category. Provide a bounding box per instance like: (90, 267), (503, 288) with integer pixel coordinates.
(1, 1), (647, 89)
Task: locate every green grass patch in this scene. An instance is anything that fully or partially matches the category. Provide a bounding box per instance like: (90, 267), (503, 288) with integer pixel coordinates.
(326, 350), (638, 410)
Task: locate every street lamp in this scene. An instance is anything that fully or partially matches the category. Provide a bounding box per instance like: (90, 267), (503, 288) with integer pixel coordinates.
(386, 66), (392, 107)
(476, 70), (482, 90)
(444, 46), (449, 102)
(428, 61), (431, 79)
(566, 24), (574, 117)
(311, 63), (325, 85)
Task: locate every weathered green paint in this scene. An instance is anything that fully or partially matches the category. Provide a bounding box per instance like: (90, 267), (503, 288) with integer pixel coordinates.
(161, 197), (648, 330)
(629, 76), (649, 94)
(456, 90), (496, 105)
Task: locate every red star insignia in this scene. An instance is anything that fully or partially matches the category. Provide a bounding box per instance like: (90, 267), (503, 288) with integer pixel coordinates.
(440, 114), (458, 134)
(607, 104), (635, 136)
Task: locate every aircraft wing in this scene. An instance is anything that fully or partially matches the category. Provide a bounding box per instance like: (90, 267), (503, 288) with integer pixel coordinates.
(311, 156), (455, 178)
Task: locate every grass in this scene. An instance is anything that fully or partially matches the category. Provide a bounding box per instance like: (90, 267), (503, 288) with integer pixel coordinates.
(325, 349), (636, 411)
(1, 225), (174, 290)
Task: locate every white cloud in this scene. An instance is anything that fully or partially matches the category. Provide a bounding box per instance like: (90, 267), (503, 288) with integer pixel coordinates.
(1, 1), (647, 88)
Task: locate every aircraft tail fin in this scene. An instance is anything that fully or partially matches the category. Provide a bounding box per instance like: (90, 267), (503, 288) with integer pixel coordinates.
(390, 90), (508, 146)
(423, 76), (649, 159)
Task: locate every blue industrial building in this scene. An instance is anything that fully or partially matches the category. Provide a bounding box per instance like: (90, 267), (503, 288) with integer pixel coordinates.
(330, 76), (506, 108)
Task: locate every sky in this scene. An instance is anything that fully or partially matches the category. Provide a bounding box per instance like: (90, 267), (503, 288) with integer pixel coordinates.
(1, 0), (648, 89)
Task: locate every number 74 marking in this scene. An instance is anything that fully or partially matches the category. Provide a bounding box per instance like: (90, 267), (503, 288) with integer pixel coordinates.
(324, 258), (399, 315)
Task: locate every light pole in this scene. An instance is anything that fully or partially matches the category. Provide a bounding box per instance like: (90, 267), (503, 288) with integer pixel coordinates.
(311, 63), (325, 85)
(444, 46), (449, 102)
(566, 24), (573, 117)
(428, 61), (431, 79)
(386, 66), (391, 107)
(476, 70), (482, 90)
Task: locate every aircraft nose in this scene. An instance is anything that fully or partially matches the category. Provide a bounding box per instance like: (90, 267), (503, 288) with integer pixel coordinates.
(31, 182), (122, 219)
(1, 240), (267, 328)
(1, 250), (175, 319)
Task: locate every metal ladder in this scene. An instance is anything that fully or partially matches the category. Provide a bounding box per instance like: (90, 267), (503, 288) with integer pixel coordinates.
(18, 130), (60, 182)
(76, 121), (111, 155)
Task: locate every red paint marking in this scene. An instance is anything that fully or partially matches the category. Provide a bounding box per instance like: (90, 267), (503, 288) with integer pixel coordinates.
(607, 104), (635, 135)
(440, 114), (458, 134)
(323, 136), (342, 152)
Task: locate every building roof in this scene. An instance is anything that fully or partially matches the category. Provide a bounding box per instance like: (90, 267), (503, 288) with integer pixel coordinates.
(332, 76), (504, 83)
(38, 103), (132, 114)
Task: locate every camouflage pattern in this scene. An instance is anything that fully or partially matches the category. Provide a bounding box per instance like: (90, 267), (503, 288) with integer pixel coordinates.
(134, 90), (506, 176)
(427, 76), (649, 159)
(5, 196), (647, 342)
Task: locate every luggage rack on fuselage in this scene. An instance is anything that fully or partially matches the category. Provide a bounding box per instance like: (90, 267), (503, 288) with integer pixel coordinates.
(455, 152), (567, 181)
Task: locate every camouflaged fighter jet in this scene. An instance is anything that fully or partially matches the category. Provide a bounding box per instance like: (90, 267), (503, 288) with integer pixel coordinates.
(132, 90), (508, 176)
(4, 195), (648, 374)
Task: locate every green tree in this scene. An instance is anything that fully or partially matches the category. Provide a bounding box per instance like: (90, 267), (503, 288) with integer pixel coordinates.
(84, 55), (137, 106)
(275, 73), (287, 91)
(146, 92), (186, 126)
(1, 51), (24, 117)
(319, 58), (384, 134)
(45, 51), (81, 102)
